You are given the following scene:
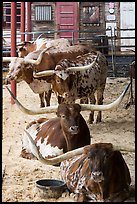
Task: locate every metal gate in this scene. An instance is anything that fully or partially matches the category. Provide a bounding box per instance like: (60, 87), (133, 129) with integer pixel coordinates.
(3, 27), (135, 77)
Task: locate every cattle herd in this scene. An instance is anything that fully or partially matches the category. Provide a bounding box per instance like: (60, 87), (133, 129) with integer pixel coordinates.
(3, 36), (135, 202)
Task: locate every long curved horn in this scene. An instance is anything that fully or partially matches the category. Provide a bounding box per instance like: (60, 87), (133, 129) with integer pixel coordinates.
(35, 33), (44, 40)
(6, 82), (131, 115)
(33, 53), (99, 78)
(24, 46), (53, 65)
(2, 57), (17, 62)
(112, 144), (135, 152)
(33, 70), (55, 78)
(33, 59), (97, 78)
(25, 129), (84, 165)
(66, 52), (99, 72)
(25, 129), (135, 166)
(6, 85), (58, 115)
(80, 82), (131, 111)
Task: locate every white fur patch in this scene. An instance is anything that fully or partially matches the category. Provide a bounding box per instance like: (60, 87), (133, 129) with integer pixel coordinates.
(37, 137), (63, 157)
(22, 121), (63, 158)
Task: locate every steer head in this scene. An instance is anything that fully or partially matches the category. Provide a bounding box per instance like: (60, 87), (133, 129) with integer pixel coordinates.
(51, 67), (75, 102)
(84, 143), (113, 183)
(56, 103), (82, 151)
(85, 143), (132, 201)
(6, 57), (34, 84)
(6, 58), (25, 83)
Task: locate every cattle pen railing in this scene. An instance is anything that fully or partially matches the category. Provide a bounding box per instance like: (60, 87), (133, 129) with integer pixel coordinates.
(3, 27), (135, 78)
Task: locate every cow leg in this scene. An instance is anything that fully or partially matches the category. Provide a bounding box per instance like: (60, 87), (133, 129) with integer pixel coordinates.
(88, 94), (96, 124)
(20, 149), (36, 160)
(58, 95), (64, 104)
(39, 93), (45, 107)
(104, 189), (131, 202)
(45, 90), (52, 107)
(95, 89), (104, 123)
(74, 193), (86, 202)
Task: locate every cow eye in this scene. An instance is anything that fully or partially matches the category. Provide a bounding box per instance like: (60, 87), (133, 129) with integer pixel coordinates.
(56, 79), (60, 83)
(61, 115), (65, 119)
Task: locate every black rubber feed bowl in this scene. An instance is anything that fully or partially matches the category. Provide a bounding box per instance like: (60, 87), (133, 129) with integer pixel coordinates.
(36, 179), (66, 199)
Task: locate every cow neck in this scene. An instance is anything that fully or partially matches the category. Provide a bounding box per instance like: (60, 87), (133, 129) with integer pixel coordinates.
(22, 65), (33, 83)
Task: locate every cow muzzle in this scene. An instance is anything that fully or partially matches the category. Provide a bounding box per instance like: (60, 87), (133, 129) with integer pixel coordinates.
(69, 126), (79, 134)
(6, 74), (14, 81)
(91, 171), (104, 183)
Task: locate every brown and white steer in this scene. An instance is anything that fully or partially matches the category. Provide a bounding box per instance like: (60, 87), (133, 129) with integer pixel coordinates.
(6, 80), (131, 117)
(4, 44), (91, 107)
(14, 37), (71, 107)
(21, 103), (90, 161)
(17, 37), (71, 58)
(33, 50), (108, 123)
(60, 143), (132, 202)
(21, 131), (134, 202)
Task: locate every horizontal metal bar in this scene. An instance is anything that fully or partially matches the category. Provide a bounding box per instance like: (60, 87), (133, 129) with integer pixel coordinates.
(114, 45), (135, 48)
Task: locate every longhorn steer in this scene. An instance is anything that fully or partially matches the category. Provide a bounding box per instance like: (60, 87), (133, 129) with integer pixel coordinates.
(4, 44), (90, 107)
(6, 81), (131, 116)
(60, 143), (132, 202)
(14, 38), (71, 107)
(33, 50), (108, 123)
(21, 132), (134, 202)
(21, 103), (90, 161)
(17, 37), (71, 58)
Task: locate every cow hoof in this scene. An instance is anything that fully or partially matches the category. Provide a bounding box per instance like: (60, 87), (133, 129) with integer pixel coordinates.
(20, 150), (36, 160)
(96, 118), (101, 123)
(40, 104), (45, 108)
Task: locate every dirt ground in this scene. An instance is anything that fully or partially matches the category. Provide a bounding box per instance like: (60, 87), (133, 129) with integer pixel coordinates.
(2, 77), (135, 202)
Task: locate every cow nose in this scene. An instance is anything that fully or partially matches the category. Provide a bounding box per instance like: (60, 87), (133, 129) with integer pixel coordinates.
(69, 126), (79, 134)
(92, 171), (104, 182)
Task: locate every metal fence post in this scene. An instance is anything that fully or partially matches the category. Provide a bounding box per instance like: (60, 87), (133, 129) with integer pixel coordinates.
(10, 2), (17, 104)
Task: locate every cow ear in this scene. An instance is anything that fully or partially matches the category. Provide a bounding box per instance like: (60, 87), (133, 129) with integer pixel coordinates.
(56, 104), (66, 117)
(83, 144), (93, 155)
(56, 111), (59, 117)
(18, 47), (26, 52)
(74, 103), (81, 113)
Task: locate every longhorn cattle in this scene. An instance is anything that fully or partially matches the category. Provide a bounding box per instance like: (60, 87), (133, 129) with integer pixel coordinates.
(17, 37), (71, 58)
(22, 131), (134, 202)
(33, 50), (108, 123)
(6, 81), (131, 116)
(4, 44), (91, 107)
(60, 143), (132, 202)
(15, 37), (71, 107)
(20, 103), (91, 162)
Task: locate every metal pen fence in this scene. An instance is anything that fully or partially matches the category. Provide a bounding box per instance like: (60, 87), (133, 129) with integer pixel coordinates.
(3, 27), (135, 77)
